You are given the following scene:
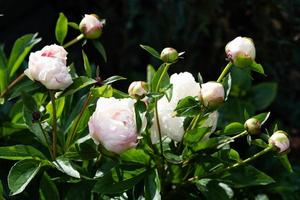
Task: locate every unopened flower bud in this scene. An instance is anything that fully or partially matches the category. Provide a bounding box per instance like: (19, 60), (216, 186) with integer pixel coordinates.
(244, 118), (261, 135)
(269, 130), (290, 153)
(32, 111), (41, 122)
(160, 47), (178, 63)
(79, 14), (104, 39)
(128, 81), (148, 99)
(225, 36), (256, 68)
(199, 82), (224, 110)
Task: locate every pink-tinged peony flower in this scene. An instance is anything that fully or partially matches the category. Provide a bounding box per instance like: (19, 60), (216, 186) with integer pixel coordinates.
(89, 97), (143, 154)
(225, 36), (256, 67)
(269, 131), (290, 153)
(199, 82), (224, 110)
(79, 14), (104, 39)
(151, 72), (200, 143)
(24, 44), (73, 90)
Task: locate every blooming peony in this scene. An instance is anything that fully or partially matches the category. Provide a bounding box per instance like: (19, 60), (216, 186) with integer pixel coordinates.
(24, 44), (73, 90)
(151, 72), (200, 143)
(89, 97), (141, 154)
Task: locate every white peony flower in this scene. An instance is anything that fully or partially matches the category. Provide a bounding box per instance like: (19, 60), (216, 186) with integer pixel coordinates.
(225, 36), (256, 67)
(79, 14), (104, 39)
(269, 131), (290, 153)
(88, 97), (143, 154)
(24, 44), (73, 90)
(199, 82), (224, 109)
(151, 72), (200, 143)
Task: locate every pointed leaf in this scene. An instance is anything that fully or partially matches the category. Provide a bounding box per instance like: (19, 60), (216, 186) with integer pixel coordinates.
(92, 40), (107, 62)
(82, 50), (92, 77)
(55, 13), (68, 45)
(0, 145), (46, 160)
(140, 45), (160, 59)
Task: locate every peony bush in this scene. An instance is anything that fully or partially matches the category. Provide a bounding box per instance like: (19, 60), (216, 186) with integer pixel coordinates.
(0, 12), (293, 199)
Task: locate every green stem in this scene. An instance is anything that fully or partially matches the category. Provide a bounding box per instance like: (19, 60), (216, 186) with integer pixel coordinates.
(0, 73), (25, 98)
(224, 130), (248, 143)
(38, 121), (54, 160)
(49, 90), (57, 159)
(188, 146), (274, 182)
(217, 62), (233, 83)
(155, 63), (170, 92)
(65, 91), (93, 150)
(63, 34), (84, 49)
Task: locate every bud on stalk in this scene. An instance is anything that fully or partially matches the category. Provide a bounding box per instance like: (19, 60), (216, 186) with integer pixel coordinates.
(128, 81), (148, 99)
(244, 118), (261, 135)
(160, 47), (179, 63)
(79, 14), (104, 39)
(199, 82), (224, 110)
(269, 130), (290, 154)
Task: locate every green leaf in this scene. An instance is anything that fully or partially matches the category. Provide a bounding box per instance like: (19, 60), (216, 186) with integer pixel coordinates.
(92, 40), (107, 62)
(278, 155), (293, 173)
(151, 63), (170, 92)
(192, 137), (224, 151)
(60, 76), (96, 97)
(0, 180), (4, 200)
(147, 64), (156, 86)
(91, 85), (113, 98)
(144, 170), (160, 200)
(134, 101), (146, 133)
(253, 112), (271, 125)
(55, 13), (68, 45)
(93, 171), (147, 194)
(184, 127), (211, 145)
(39, 173), (60, 200)
(175, 96), (201, 117)
(22, 94), (49, 147)
(82, 50), (92, 77)
(102, 75), (126, 85)
(68, 22), (79, 30)
(0, 145), (46, 160)
(163, 151), (183, 164)
(196, 179), (232, 200)
(0, 45), (8, 93)
(251, 139), (268, 148)
(140, 45), (160, 59)
(53, 158), (80, 178)
(220, 165), (275, 187)
(8, 33), (41, 77)
(120, 149), (150, 165)
(250, 82), (277, 110)
(8, 159), (42, 195)
(9, 80), (41, 100)
(250, 61), (265, 75)
(223, 122), (244, 135)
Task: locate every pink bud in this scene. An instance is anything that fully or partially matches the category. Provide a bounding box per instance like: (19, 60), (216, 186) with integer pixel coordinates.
(199, 82), (224, 110)
(79, 14), (104, 39)
(269, 130), (290, 153)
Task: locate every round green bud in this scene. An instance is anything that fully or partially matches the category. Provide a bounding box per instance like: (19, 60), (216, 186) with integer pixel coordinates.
(160, 47), (179, 63)
(244, 118), (261, 135)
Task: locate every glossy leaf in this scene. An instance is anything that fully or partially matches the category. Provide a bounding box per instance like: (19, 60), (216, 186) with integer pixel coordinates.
(140, 44), (160, 59)
(250, 82), (277, 110)
(93, 171), (147, 194)
(223, 122), (244, 135)
(91, 85), (113, 98)
(60, 76), (96, 97)
(278, 155), (293, 173)
(184, 127), (211, 145)
(55, 13), (68, 45)
(151, 63), (170, 92)
(7, 33), (41, 77)
(39, 173), (60, 200)
(175, 96), (201, 117)
(8, 159), (41, 195)
(53, 158), (80, 178)
(82, 50), (92, 77)
(0, 145), (46, 160)
(92, 40), (107, 62)
(68, 22), (79, 30)
(250, 61), (265, 75)
(102, 75), (126, 85)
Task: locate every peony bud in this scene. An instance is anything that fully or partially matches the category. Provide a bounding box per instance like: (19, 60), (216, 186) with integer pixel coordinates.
(160, 47), (179, 63)
(24, 44), (73, 90)
(128, 81), (148, 99)
(225, 36), (256, 68)
(199, 82), (224, 110)
(88, 97), (143, 154)
(244, 118), (261, 135)
(268, 130), (290, 153)
(79, 14), (104, 39)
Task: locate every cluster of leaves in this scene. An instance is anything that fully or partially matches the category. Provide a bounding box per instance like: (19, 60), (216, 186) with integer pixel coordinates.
(0, 12), (296, 200)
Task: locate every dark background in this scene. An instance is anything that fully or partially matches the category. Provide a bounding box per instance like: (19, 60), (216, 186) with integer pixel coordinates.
(1, 0), (300, 152)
